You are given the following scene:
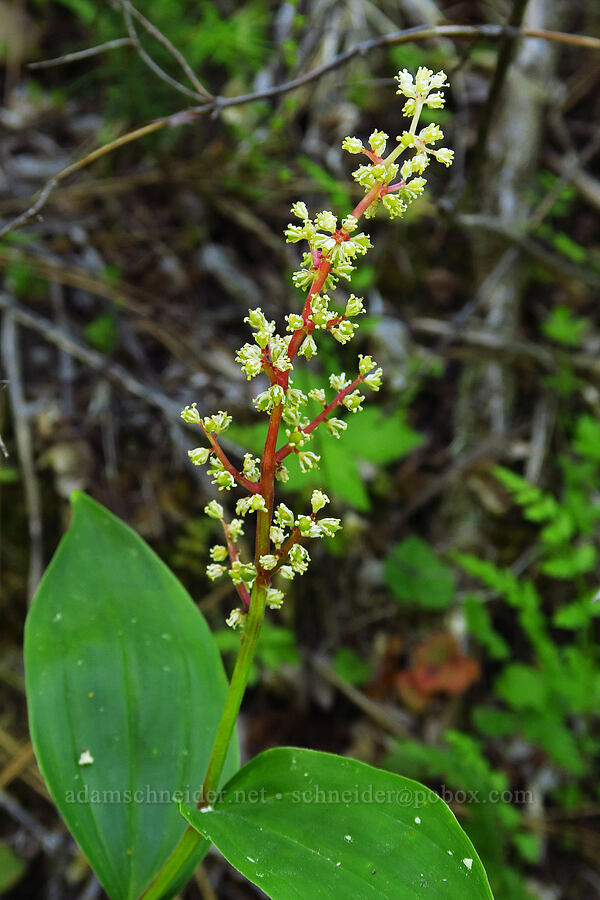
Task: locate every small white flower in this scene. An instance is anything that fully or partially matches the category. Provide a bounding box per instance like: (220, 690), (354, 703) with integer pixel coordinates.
(266, 587), (285, 609)
(435, 148), (454, 167)
(270, 525), (286, 547)
(342, 390), (365, 413)
(242, 454), (261, 480)
(315, 210), (337, 232)
(291, 201), (308, 220)
(188, 447), (210, 466)
(203, 411), (232, 435)
(275, 503), (295, 528)
(298, 335), (318, 359)
(345, 294), (365, 317)
(229, 560), (257, 586)
(368, 130), (388, 156)
(210, 545), (228, 562)
(181, 403), (200, 424)
(382, 195), (407, 219)
(363, 367), (383, 391)
(298, 450), (320, 473)
(226, 608), (246, 629)
(325, 417), (347, 439)
(311, 490), (330, 514)
(285, 313), (304, 332)
(228, 519), (244, 540)
(78, 749), (94, 766)
(329, 372), (351, 392)
(206, 563), (226, 581)
(204, 500), (224, 520)
(275, 463), (289, 483)
(319, 517), (342, 538)
(308, 387), (326, 405)
(260, 554), (278, 570)
(341, 215), (358, 234)
(342, 136), (363, 154)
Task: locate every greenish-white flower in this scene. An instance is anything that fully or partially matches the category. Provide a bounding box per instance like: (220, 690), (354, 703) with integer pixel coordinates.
(368, 129), (388, 156)
(229, 560), (257, 586)
(342, 136), (363, 154)
(203, 410), (232, 435)
(311, 489), (329, 514)
(188, 447), (210, 466)
(319, 517), (342, 538)
(181, 402), (200, 424)
(325, 417), (347, 439)
(342, 390), (365, 413)
(207, 563), (226, 581)
(291, 201), (308, 220)
(226, 608), (246, 629)
(298, 334), (318, 359)
(330, 372), (351, 392)
(260, 554), (278, 570)
(204, 500), (224, 520)
(435, 148), (454, 167)
(228, 518), (244, 540)
(266, 587), (285, 609)
(298, 450), (320, 473)
(308, 387), (326, 404)
(210, 545), (228, 562)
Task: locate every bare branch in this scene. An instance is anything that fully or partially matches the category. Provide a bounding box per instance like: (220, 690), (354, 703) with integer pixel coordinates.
(28, 38), (134, 69)
(4, 21), (600, 238)
(118, 0), (213, 100)
(1, 311), (43, 602)
(118, 2), (207, 103)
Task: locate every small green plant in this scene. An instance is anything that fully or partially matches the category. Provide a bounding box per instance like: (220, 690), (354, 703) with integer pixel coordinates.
(24, 69), (493, 899)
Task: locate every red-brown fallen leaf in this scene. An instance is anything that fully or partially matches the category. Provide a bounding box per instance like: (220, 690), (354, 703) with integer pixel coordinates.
(396, 633), (480, 711)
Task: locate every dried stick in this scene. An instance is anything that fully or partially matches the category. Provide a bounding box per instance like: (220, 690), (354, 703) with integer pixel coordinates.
(117, 0), (213, 100)
(119, 1), (207, 103)
(28, 38), (134, 69)
(3, 22), (600, 239)
(1, 312), (43, 602)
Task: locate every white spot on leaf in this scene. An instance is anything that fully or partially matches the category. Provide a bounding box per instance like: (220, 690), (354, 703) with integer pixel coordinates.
(414, 816), (421, 824)
(462, 858), (473, 870)
(78, 749), (94, 766)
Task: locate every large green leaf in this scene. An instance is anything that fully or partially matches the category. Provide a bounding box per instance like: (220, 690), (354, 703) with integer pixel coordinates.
(25, 492), (238, 900)
(181, 747), (493, 899)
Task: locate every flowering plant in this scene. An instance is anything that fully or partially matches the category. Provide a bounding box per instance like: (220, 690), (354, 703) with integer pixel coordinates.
(24, 70), (492, 900)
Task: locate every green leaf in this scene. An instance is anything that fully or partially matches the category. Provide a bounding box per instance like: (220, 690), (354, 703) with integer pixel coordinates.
(541, 305), (589, 346)
(84, 312), (119, 353)
(573, 415), (600, 463)
(332, 647), (371, 686)
(495, 664), (547, 711)
(541, 542), (596, 578)
(385, 537), (455, 608)
(0, 845), (26, 894)
(464, 596), (509, 660)
(25, 492), (238, 900)
(181, 747), (493, 899)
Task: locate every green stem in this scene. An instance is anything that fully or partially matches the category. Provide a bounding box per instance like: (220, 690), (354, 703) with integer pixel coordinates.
(138, 581), (267, 900)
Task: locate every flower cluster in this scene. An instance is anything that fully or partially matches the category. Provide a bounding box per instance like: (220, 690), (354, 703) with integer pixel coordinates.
(342, 66), (453, 219)
(180, 69), (452, 628)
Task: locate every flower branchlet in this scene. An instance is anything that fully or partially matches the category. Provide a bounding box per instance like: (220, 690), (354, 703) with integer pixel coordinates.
(180, 69), (452, 628)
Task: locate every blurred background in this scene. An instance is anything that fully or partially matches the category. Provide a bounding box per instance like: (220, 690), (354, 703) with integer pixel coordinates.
(1, 0), (599, 897)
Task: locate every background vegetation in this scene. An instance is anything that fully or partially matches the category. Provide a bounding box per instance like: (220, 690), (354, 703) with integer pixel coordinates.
(0, 0), (599, 897)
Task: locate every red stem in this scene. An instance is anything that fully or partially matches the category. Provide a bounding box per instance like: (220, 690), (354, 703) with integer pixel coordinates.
(200, 424), (260, 494)
(275, 375), (362, 463)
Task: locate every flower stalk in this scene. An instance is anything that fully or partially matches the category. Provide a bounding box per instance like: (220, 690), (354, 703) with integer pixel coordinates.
(138, 65), (453, 900)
